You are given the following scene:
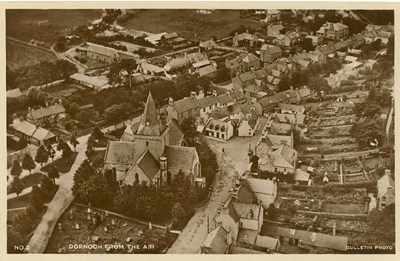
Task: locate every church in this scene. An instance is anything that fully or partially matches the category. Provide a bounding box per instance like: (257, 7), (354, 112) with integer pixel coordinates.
(104, 92), (205, 189)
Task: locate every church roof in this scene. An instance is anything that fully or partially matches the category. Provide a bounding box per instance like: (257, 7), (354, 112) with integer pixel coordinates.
(167, 119), (184, 146)
(164, 145), (197, 171)
(137, 92), (162, 136)
(137, 150), (160, 181)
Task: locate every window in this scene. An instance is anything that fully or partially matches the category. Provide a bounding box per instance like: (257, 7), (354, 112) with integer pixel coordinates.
(221, 134), (225, 139)
(135, 173), (139, 183)
(274, 168), (278, 172)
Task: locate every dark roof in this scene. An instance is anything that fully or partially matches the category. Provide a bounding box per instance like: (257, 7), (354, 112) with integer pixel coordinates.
(227, 200), (240, 222)
(137, 92), (162, 136)
(217, 93), (234, 104)
(237, 229), (258, 246)
(137, 151), (160, 181)
(198, 95), (220, 109)
(316, 45), (337, 55)
(202, 225), (230, 254)
(172, 97), (200, 113)
(167, 119), (184, 146)
(209, 104), (241, 120)
(164, 145), (197, 171)
(163, 32), (178, 40)
(28, 104), (65, 120)
(238, 71), (257, 83)
(230, 91), (246, 101)
(104, 141), (139, 165)
(232, 201), (261, 220)
(262, 225), (348, 251)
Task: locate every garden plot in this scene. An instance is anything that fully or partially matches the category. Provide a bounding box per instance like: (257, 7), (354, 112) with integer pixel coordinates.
(307, 125), (352, 139)
(317, 115), (357, 127)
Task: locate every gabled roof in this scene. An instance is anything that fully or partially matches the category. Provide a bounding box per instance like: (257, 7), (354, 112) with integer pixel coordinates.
(167, 119), (184, 146)
(104, 141), (139, 166)
(237, 71), (257, 83)
(7, 88), (22, 98)
(198, 95), (220, 109)
(209, 104), (241, 120)
(11, 118), (56, 141)
(268, 143), (297, 168)
(261, 44), (282, 54)
(164, 145), (197, 171)
(294, 168), (310, 182)
(244, 177), (276, 208)
(237, 228), (258, 246)
(172, 97), (200, 113)
(163, 32), (178, 40)
(27, 104), (65, 120)
(232, 201), (261, 220)
(137, 150), (160, 181)
(316, 45), (337, 55)
(206, 119), (232, 132)
(274, 113), (306, 125)
(264, 134), (293, 148)
(255, 235), (279, 249)
(263, 225), (348, 251)
(199, 64), (217, 77)
(278, 103), (305, 113)
(141, 62), (164, 74)
(137, 92), (162, 136)
(202, 225), (230, 254)
(242, 53), (260, 63)
(217, 93), (234, 105)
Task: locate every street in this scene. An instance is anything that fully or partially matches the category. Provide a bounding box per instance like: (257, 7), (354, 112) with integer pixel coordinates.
(167, 118), (267, 253)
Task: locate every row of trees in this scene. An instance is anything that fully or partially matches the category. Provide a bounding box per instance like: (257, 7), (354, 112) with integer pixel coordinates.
(8, 175), (58, 253)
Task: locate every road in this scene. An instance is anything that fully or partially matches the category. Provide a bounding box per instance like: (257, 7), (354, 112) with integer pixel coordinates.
(167, 118), (267, 253)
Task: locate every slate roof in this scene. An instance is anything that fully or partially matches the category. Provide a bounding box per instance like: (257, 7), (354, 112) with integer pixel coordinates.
(167, 119), (184, 146)
(237, 229), (258, 246)
(264, 134), (293, 147)
(268, 144), (297, 168)
(137, 150), (160, 181)
(202, 225), (230, 254)
(294, 168), (310, 182)
(255, 235), (279, 249)
(232, 201), (261, 220)
(244, 177), (276, 208)
(209, 104), (242, 120)
(198, 95), (220, 109)
(11, 119), (56, 141)
(137, 92), (163, 136)
(104, 141), (138, 165)
(262, 225), (348, 251)
(217, 93), (234, 105)
(206, 119), (231, 132)
(164, 145), (197, 171)
(27, 104), (65, 120)
(172, 97), (200, 113)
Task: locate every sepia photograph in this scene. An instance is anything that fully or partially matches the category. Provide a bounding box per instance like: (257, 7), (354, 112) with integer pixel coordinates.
(4, 4), (395, 255)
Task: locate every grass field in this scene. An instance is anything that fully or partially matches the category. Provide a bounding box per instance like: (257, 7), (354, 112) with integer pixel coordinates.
(6, 9), (102, 44)
(120, 9), (261, 41)
(6, 39), (58, 70)
(41, 152), (78, 174)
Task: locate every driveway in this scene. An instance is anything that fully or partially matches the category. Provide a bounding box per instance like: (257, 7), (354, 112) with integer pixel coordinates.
(167, 117), (267, 253)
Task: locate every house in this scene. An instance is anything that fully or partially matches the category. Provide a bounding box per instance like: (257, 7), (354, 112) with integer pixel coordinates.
(26, 104), (66, 128)
(306, 34), (323, 46)
(200, 224), (233, 254)
(314, 44), (338, 63)
(274, 32), (300, 47)
(198, 64), (218, 78)
(316, 22), (349, 40)
(294, 168), (311, 185)
(217, 93), (235, 108)
(70, 73), (110, 90)
(7, 88), (22, 99)
(140, 62), (165, 76)
(243, 177), (277, 209)
(273, 113), (306, 126)
(160, 32), (188, 49)
(260, 44), (282, 63)
(205, 119), (234, 141)
(258, 143), (298, 174)
(105, 92), (204, 188)
(77, 42), (138, 63)
(198, 93), (220, 118)
(145, 32), (167, 46)
(267, 24), (284, 38)
(254, 235), (280, 252)
(232, 71), (257, 90)
(199, 39), (217, 50)
(232, 31), (258, 47)
(163, 56), (190, 72)
(278, 103), (305, 114)
(377, 169), (395, 210)
(165, 96), (200, 125)
(260, 10), (281, 22)
(262, 225), (348, 253)
(238, 113), (260, 137)
(9, 118), (57, 146)
(225, 53), (261, 77)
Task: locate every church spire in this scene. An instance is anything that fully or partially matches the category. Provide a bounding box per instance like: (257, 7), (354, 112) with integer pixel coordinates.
(137, 92), (161, 136)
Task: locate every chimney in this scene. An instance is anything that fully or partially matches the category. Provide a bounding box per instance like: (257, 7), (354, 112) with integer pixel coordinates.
(212, 90), (217, 97)
(168, 97), (174, 106)
(190, 91), (197, 99)
(198, 89), (205, 99)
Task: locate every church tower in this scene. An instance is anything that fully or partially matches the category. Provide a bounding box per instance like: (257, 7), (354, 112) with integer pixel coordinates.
(132, 92), (169, 160)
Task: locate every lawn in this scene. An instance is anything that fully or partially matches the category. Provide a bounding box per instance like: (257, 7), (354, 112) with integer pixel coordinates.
(6, 39), (58, 70)
(8, 193), (32, 209)
(120, 9), (261, 41)
(7, 173), (47, 194)
(6, 9), (103, 45)
(41, 152), (78, 174)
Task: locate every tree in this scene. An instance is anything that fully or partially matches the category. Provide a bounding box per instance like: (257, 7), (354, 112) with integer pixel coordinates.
(70, 132), (79, 152)
(350, 120), (385, 149)
(35, 145), (49, 166)
(299, 37), (315, 52)
(10, 159), (22, 177)
(10, 176), (24, 198)
(308, 75), (330, 96)
(46, 144), (56, 162)
(171, 202), (185, 223)
(57, 140), (73, 159)
(40, 175), (56, 200)
(92, 126), (104, 140)
(22, 153), (36, 175)
(278, 77), (292, 92)
(67, 102), (80, 119)
(47, 164), (60, 184)
(215, 66), (231, 83)
(180, 117), (197, 146)
(76, 108), (98, 125)
(104, 103), (132, 127)
(266, 203), (278, 220)
(354, 101), (382, 118)
(367, 204), (395, 244)
(7, 228), (24, 253)
(30, 185), (45, 211)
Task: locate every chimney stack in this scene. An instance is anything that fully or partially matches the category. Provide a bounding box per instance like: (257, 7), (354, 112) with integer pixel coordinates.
(212, 90), (217, 97)
(168, 97), (174, 106)
(190, 91), (197, 99)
